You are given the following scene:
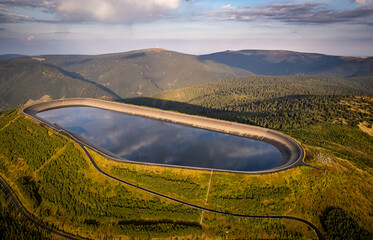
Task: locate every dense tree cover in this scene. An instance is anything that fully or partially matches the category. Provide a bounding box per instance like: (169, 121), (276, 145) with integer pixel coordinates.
(153, 75), (373, 102)
(0, 113), (65, 170)
(16, 176), (41, 209)
(115, 220), (202, 238)
(37, 145), (198, 221)
(110, 166), (209, 202)
(210, 184), (293, 215)
(128, 75), (373, 130)
(128, 95), (372, 129)
(287, 124), (373, 168)
(0, 109), (18, 129)
(203, 212), (307, 240)
(0, 187), (52, 239)
(211, 184), (292, 209)
(320, 207), (371, 240)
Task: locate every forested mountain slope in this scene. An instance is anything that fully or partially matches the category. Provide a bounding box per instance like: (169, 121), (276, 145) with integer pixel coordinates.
(127, 75), (373, 130)
(41, 49), (251, 98)
(0, 58), (119, 111)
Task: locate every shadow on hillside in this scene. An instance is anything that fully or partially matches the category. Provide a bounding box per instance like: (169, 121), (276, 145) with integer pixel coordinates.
(122, 97), (250, 125)
(123, 95), (317, 116)
(44, 63), (123, 100)
(123, 97), (206, 113)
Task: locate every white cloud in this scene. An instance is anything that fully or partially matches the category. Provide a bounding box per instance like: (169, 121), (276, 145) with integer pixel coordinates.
(0, 0), (182, 23)
(57, 0), (181, 23)
(26, 35), (34, 41)
(221, 4), (234, 10)
(204, 3), (373, 25)
(353, 0), (373, 5)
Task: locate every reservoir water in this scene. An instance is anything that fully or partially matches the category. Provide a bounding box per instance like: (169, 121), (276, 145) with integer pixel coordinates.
(37, 106), (282, 171)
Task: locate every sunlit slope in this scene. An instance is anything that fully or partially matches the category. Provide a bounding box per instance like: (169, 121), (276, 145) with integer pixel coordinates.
(151, 75), (372, 102)
(128, 75), (373, 130)
(201, 50), (373, 77)
(42, 49), (252, 98)
(0, 58), (119, 111)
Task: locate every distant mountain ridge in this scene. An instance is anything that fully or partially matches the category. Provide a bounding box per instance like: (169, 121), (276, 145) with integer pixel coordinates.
(0, 54), (26, 60)
(1, 48), (372, 110)
(200, 50), (373, 77)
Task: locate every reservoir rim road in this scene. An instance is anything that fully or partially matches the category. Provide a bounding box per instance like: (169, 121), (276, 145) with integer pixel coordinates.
(23, 98), (306, 174)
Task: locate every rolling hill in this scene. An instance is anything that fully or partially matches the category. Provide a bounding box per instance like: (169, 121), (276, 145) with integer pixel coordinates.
(1, 48), (372, 110)
(41, 49), (251, 97)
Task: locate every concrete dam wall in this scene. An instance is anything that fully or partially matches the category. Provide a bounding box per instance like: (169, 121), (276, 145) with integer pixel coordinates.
(23, 98), (305, 174)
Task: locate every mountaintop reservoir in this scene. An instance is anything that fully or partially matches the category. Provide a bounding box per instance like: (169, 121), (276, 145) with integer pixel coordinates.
(37, 106), (282, 172)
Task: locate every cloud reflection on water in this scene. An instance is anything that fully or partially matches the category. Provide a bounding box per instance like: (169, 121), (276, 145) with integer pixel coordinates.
(38, 107), (282, 171)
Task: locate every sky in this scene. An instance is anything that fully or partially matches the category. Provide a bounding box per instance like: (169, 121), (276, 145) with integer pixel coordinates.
(0, 0), (373, 56)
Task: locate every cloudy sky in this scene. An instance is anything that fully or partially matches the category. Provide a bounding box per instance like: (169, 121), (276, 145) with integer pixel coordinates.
(0, 0), (373, 56)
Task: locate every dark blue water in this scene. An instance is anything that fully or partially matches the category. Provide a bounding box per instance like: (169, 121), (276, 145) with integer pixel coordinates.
(37, 107), (282, 171)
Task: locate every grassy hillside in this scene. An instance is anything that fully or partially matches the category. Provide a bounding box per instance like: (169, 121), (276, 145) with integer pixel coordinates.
(201, 50), (373, 77)
(0, 58), (119, 111)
